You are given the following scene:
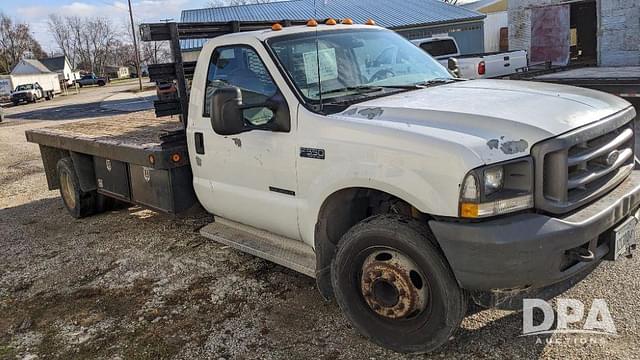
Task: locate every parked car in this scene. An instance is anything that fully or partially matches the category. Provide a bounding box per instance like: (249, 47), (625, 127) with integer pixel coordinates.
(26, 22), (638, 354)
(412, 36), (528, 79)
(75, 74), (108, 87)
(10, 83), (55, 105)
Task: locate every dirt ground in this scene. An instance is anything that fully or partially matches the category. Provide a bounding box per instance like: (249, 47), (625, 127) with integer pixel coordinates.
(1, 87), (639, 360)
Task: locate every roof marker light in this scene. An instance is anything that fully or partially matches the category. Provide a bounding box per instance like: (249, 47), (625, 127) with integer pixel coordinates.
(307, 19), (318, 27)
(366, 18), (376, 26)
(342, 18), (354, 25)
(326, 18), (337, 25)
(271, 23), (283, 31)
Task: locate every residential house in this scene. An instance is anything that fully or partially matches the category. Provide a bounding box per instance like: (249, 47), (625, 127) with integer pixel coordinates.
(39, 56), (81, 86)
(104, 66), (131, 79)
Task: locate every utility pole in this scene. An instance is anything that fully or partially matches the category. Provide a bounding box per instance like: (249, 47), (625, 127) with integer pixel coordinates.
(128, 0), (143, 91)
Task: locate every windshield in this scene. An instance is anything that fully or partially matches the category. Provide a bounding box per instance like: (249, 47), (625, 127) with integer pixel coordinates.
(267, 28), (452, 103)
(15, 84), (34, 91)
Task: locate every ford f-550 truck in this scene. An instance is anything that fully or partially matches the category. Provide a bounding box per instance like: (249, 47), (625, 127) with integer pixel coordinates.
(25, 20), (638, 353)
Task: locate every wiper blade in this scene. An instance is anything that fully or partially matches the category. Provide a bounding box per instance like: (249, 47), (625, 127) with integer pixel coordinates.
(416, 78), (464, 87)
(319, 86), (384, 96)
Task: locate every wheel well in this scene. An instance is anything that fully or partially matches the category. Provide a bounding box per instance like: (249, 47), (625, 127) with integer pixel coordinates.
(314, 187), (429, 299)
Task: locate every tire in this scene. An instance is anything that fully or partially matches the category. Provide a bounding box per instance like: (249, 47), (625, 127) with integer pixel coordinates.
(12, 101), (18, 106)
(98, 81), (105, 87)
(331, 214), (467, 354)
(56, 158), (97, 219)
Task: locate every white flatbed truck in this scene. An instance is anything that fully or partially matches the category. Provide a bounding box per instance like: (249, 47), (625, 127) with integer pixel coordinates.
(26, 20), (639, 353)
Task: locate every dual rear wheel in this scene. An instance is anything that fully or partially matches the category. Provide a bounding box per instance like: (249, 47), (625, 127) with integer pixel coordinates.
(57, 158), (125, 218)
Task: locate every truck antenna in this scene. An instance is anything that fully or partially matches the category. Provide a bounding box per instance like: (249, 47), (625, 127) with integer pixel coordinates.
(314, 0), (323, 112)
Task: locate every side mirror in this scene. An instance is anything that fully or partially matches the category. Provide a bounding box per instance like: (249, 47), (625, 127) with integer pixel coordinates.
(448, 58), (461, 78)
(210, 86), (291, 136)
(210, 87), (244, 136)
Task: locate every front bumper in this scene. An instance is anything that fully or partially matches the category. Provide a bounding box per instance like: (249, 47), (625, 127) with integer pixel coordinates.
(430, 170), (640, 292)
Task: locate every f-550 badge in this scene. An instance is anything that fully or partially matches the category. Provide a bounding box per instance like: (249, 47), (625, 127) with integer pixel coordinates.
(300, 147), (325, 160)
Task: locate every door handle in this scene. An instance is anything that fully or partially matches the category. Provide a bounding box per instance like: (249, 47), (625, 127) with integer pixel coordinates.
(194, 132), (205, 154)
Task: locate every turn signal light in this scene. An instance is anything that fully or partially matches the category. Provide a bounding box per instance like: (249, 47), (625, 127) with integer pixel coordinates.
(460, 203), (479, 218)
(342, 18), (353, 25)
(271, 23), (283, 31)
(307, 19), (318, 27)
(326, 18), (337, 25)
(171, 153), (181, 163)
(366, 19), (376, 25)
(148, 154), (156, 165)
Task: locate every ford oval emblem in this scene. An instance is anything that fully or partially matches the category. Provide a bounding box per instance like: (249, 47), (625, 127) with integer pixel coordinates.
(606, 150), (620, 166)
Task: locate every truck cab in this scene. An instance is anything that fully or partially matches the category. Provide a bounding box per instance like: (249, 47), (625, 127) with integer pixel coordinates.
(187, 23), (638, 352)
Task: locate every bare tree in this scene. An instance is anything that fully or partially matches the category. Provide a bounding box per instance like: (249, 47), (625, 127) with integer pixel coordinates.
(47, 15), (119, 75)
(48, 14), (74, 66)
(0, 13), (45, 74)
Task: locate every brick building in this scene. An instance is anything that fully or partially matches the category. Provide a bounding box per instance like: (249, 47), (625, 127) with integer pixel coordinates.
(508, 0), (639, 66)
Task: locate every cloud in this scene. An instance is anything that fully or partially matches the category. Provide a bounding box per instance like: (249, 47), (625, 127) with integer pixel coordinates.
(14, 0), (198, 52)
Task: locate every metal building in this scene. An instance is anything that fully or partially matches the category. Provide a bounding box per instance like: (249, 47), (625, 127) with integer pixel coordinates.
(180, 0), (486, 62)
(509, 0), (640, 66)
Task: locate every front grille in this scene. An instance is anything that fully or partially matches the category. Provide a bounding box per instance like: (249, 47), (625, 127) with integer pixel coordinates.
(532, 107), (636, 214)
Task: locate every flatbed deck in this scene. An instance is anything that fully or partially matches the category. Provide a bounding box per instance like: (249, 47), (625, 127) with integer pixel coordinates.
(25, 112), (188, 169)
(534, 66), (640, 81)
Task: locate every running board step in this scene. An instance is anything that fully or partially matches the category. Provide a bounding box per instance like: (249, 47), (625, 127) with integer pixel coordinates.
(200, 218), (316, 278)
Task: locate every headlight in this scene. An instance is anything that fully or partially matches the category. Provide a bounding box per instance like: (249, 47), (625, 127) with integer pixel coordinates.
(459, 157), (534, 218)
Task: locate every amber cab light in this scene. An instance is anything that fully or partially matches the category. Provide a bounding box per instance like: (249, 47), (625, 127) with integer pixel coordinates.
(342, 18), (354, 25)
(366, 19), (376, 25)
(326, 18), (337, 25)
(271, 23), (283, 31)
(307, 19), (318, 27)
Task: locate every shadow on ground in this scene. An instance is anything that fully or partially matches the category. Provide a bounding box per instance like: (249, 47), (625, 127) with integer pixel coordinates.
(5, 96), (155, 121)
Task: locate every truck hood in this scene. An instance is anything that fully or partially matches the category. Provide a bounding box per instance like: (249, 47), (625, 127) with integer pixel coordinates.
(333, 79), (632, 164)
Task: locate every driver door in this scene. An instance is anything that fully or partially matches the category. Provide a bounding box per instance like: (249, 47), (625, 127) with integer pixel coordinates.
(192, 45), (300, 240)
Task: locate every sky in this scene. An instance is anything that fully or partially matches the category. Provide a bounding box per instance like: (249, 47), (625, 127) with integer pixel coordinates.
(1, 0), (209, 53)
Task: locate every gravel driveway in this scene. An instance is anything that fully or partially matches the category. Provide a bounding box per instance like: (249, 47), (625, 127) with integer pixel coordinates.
(0, 87), (639, 359)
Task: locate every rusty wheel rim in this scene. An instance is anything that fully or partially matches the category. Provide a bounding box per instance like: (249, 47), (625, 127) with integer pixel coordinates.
(60, 171), (76, 210)
(360, 248), (429, 320)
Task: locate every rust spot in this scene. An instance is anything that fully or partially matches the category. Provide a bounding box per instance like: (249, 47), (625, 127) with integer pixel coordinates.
(487, 138), (529, 154)
(342, 107), (358, 116)
(500, 139), (528, 154)
(232, 138), (242, 148)
(358, 107), (384, 119)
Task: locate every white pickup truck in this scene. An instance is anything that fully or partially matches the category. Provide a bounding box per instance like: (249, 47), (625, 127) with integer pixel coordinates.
(412, 36), (528, 79)
(10, 83), (56, 105)
(26, 21), (639, 354)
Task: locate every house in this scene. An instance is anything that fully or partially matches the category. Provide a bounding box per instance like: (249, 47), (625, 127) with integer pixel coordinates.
(462, 0), (508, 52)
(104, 66), (130, 79)
(10, 59), (52, 75)
(180, 0), (486, 62)
(509, 0), (639, 66)
(39, 56), (81, 86)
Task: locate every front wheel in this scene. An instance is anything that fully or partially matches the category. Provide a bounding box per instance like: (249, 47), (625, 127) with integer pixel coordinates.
(331, 214), (467, 354)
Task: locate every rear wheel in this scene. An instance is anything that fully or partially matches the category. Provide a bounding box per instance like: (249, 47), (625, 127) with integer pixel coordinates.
(331, 214), (467, 354)
(57, 158), (97, 219)
(98, 81), (105, 87)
